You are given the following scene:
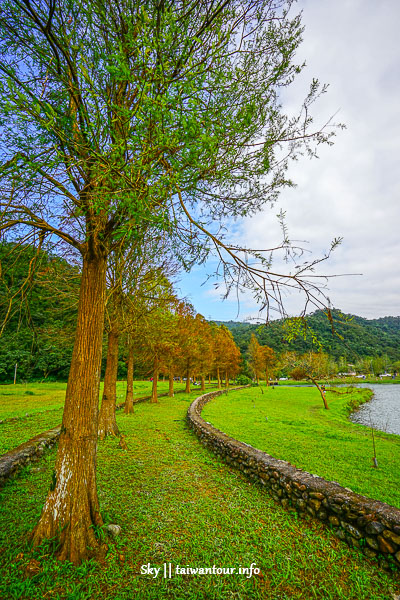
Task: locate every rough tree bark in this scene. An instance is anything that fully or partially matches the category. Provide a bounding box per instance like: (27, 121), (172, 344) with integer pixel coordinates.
(309, 375), (329, 409)
(217, 367), (221, 389)
(31, 250), (107, 564)
(98, 317), (120, 439)
(168, 371), (174, 397)
(201, 375), (205, 391)
(185, 367), (191, 393)
(124, 344), (135, 414)
(151, 355), (159, 403)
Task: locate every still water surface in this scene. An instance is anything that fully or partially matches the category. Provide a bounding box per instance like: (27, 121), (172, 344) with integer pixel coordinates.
(347, 384), (400, 435)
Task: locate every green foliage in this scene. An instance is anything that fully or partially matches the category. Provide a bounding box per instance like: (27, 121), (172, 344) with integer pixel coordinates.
(218, 309), (400, 364)
(0, 243), (79, 381)
(234, 374), (252, 385)
(0, 0), (342, 313)
(282, 317), (323, 351)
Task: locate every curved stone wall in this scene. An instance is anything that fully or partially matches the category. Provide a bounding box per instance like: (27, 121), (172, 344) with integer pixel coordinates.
(187, 389), (400, 568)
(0, 426), (60, 488)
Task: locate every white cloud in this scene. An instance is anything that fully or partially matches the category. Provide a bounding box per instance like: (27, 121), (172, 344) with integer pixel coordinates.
(179, 0), (400, 320)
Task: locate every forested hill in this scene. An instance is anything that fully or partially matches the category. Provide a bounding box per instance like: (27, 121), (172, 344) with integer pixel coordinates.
(1, 240), (399, 378)
(216, 311), (400, 362)
(0, 243), (79, 381)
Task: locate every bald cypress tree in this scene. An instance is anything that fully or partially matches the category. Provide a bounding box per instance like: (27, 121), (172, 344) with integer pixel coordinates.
(0, 0), (338, 562)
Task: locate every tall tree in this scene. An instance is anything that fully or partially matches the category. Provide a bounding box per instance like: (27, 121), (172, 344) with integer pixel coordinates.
(136, 302), (177, 403)
(248, 334), (264, 384)
(219, 326), (241, 386)
(284, 351), (332, 409)
(98, 237), (177, 434)
(158, 302), (186, 397)
(212, 324), (241, 387)
(0, 0), (339, 562)
(261, 345), (276, 386)
(98, 291), (122, 439)
(193, 314), (214, 391)
(123, 260), (176, 412)
(174, 304), (199, 394)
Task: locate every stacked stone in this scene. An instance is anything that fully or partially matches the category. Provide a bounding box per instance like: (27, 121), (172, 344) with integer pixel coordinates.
(187, 390), (400, 569)
(0, 426), (60, 488)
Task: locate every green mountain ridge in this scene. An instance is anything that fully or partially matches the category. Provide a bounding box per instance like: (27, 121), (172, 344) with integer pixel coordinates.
(214, 311), (400, 363)
(1, 241), (399, 377)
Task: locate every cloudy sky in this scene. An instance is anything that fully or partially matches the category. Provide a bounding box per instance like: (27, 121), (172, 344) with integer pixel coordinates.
(177, 0), (400, 322)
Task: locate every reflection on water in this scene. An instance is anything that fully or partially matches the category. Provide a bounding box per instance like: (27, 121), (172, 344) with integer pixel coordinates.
(348, 384), (400, 435)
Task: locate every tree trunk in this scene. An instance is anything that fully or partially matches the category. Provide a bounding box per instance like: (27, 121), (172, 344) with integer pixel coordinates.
(201, 375), (205, 391)
(225, 370), (229, 388)
(265, 367), (269, 387)
(168, 371), (174, 397)
(151, 355), (158, 403)
(31, 250), (107, 564)
(185, 368), (191, 393)
(217, 367), (221, 389)
(98, 322), (120, 439)
(124, 344), (134, 414)
(309, 376), (329, 409)
(208, 374), (211, 385)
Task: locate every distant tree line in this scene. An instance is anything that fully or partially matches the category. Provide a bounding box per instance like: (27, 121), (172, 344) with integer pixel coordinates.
(0, 243), (79, 381)
(2, 243), (399, 384)
(218, 311), (400, 371)
(0, 243), (241, 386)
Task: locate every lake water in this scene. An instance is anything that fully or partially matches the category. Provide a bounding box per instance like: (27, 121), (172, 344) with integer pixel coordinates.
(347, 384), (400, 435)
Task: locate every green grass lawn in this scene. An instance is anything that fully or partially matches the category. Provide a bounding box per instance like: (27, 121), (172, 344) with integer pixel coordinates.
(0, 383), (67, 420)
(0, 380), (192, 421)
(202, 386), (400, 508)
(0, 380), (190, 454)
(0, 390), (399, 599)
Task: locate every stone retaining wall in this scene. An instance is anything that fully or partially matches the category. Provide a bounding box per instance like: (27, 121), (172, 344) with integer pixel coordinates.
(0, 426), (60, 488)
(187, 389), (400, 568)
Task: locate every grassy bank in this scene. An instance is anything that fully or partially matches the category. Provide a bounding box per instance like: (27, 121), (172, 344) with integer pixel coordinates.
(0, 390), (399, 599)
(0, 383), (67, 420)
(0, 381), (188, 455)
(202, 386), (400, 508)
(0, 380), (192, 421)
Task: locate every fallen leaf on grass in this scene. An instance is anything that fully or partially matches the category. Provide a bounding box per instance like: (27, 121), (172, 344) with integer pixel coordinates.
(24, 558), (41, 576)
